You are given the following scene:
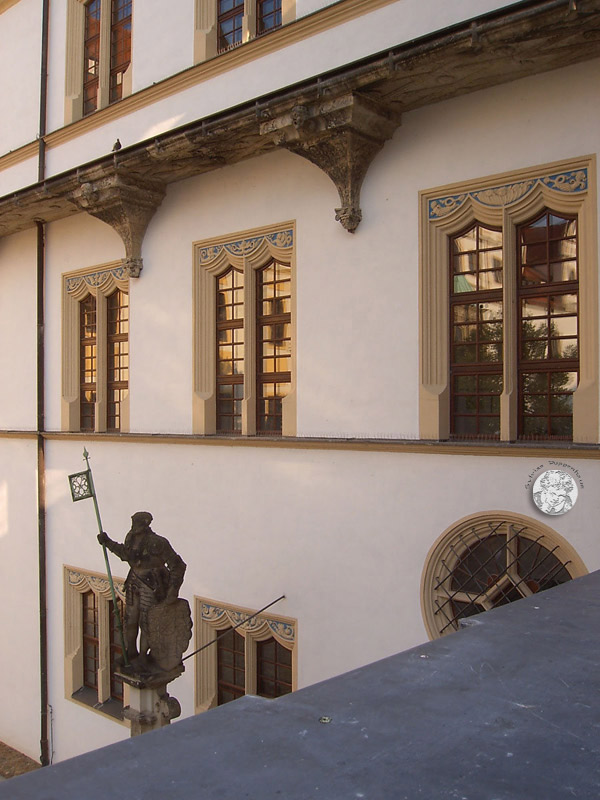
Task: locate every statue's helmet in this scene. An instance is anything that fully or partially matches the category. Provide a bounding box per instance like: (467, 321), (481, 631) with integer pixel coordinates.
(131, 511), (153, 526)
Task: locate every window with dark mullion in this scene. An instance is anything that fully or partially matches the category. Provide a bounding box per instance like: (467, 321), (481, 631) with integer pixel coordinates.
(256, 260), (291, 434)
(83, 0), (101, 116)
(83, 591), (100, 691)
(258, 0), (282, 34)
(217, 627), (246, 704)
(109, 0), (132, 104)
(257, 637), (292, 698)
(109, 598), (125, 701)
(217, 0), (244, 52)
(80, 294), (97, 432)
(216, 268), (244, 432)
(107, 289), (129, 432)
(449, 223), (503, 438)
(518, 210), (579, 440)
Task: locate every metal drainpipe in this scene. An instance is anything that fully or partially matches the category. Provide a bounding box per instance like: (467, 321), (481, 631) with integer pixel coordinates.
(37, 0), (50, 768)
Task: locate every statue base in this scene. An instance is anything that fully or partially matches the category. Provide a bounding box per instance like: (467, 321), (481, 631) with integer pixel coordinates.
(117, 665), (183, 737)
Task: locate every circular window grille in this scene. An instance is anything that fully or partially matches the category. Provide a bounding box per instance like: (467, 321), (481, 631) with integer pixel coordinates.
(421, 512), (587, 639)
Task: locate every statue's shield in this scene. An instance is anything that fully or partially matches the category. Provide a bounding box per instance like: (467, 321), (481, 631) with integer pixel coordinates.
(146, 598), (193, 672)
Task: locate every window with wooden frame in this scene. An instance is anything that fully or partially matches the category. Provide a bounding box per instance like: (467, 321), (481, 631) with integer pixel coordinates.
(65, 0), (132, 123)
(64, 567), (129, 721)
(420, 156), (598, 444)
(194, 223), (296, 436)
(63, 264), (130, 433)
(257, 0), (282, 35)
(194, 0), (294, 63)
(194, 597), (296, 713)
(421, 512), (587, 639)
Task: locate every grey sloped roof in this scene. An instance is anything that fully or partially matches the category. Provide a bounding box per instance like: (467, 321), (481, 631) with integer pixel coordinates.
(5, 570), (600, 800)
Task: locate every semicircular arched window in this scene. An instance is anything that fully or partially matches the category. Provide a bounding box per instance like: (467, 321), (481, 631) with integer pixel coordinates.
(421, 512), (587, 639)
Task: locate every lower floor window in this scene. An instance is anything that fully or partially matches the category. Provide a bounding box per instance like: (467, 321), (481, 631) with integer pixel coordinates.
(64, 567), (128, 720)
(421, 512), (587, 638)
(195, 597), (296, 712)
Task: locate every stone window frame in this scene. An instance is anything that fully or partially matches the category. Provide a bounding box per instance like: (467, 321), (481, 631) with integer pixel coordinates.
(64, 0), (133, 125)
(420, 511), (588, 641)
(419, 155), (598, 443)
(193, 0), (295, 63)
(64, 566), (130, 722)
(62, 262), (130, 433)
(194, 596), (297, 713)
(192, 221), (296, 436)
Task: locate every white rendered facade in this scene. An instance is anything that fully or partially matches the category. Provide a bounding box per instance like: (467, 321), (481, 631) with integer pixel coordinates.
(1, 0), (600, 764)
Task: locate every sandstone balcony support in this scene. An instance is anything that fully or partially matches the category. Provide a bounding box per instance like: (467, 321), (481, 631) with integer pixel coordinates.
(70, 173), (166, 277)
(261, 94), (400, 232)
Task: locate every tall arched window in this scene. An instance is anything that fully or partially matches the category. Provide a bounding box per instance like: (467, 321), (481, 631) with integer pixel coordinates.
(518, 211), (578, 440)
(420, 156), (597, 443)
(194, 223), (295, 436)
(449, 223), (503, 438)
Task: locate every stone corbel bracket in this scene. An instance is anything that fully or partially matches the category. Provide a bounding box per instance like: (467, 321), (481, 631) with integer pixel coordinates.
(70, 173), (166, 277)
(260, 93), (400, 232)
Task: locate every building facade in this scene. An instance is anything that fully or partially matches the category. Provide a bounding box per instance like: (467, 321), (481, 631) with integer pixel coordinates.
(1, 0), (599, 764)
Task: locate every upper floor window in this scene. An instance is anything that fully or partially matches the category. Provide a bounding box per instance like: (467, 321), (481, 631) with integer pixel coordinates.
(195, 0), (293, 62)
(194, 223), (296, 437)
(420, 156), (597, 444)
(63, 264), (130, 433)
(217, 0), (244, 52)
(65, 0), (132, 124)
(257, 0), (282, 35)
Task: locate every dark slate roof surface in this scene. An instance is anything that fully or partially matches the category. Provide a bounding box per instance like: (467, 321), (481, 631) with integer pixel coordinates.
(4, 570), (600, 799)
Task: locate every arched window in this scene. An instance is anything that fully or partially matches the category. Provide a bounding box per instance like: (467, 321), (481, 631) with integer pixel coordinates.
(421, 512), (587, 639)
(420, 156), (597, 443)
(194, 223), (295, 436)
(518, 211), (578, 440)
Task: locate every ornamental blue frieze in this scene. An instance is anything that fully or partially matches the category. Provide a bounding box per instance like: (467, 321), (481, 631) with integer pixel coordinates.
(428, 169), (588, 219)
(201, 602), (295, 642)
(198, 228), (294, 265)
(65, 265), (127, 294)
(267, 620), (295, 643)
(67, 568), (125, 597)
(201, 602), (228, 623)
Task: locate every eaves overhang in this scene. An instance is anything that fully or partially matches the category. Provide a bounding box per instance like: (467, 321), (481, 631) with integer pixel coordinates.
(1, 0), (600, 241)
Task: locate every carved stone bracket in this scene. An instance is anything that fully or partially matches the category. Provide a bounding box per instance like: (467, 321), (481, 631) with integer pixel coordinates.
(70, 173), (166, 277)
(261, 93), (400, 232)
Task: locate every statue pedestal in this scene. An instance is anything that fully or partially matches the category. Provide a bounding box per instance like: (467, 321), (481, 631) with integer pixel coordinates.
(118, 667), (183, 737)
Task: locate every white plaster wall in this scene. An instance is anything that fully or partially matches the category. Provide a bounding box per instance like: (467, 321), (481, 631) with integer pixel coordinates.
(0, 439), (41, 760)
(43, 437), (600, 761)
(0, 0), (41, 156)
(123, 57), (600, 439)
(0, 155), (39, 198)
(0, 228), (37, 429)
(43, 0), (513, 177)
(131, 0), (195, 92)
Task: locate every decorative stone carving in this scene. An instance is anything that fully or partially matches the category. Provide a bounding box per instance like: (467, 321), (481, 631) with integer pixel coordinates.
(428, 168), (589, 219)
(70, 174), (166, 277)
(261, 93), (400, 232)
(201, 601), (295, 645)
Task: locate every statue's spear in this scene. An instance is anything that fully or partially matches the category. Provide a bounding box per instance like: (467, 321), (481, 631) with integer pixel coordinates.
(68, 448), (129, 666)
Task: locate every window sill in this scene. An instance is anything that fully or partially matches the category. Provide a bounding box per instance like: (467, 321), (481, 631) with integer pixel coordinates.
(71, 688), (125, 722)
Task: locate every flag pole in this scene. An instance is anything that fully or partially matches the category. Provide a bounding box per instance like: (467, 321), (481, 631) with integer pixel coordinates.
(72, 448), (129, 666)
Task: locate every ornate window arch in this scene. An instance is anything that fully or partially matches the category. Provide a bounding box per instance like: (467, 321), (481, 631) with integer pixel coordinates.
(64, 566), (129, 720)
(194, 597), (296, 713)
(421, 511), (587, 640)
(193, 222), (296, 435)
(62, 262), (129, 432)
(420, 155), (598, 443)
